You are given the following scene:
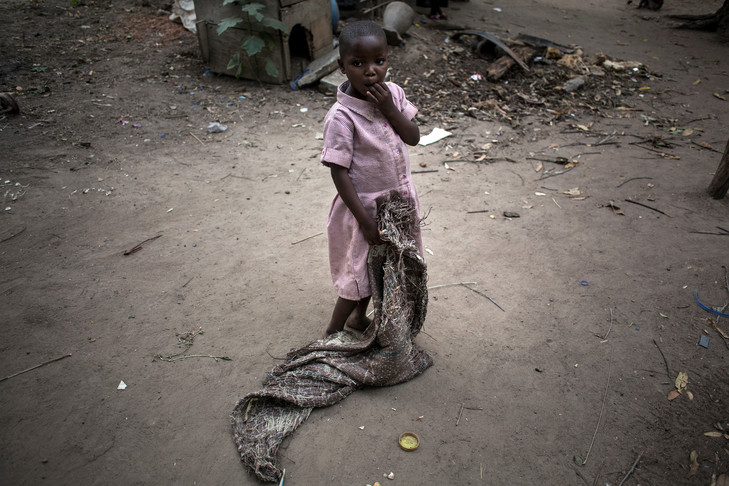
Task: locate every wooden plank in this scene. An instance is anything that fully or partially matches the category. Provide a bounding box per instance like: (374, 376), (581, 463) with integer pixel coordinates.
(197, 21), (286, 83)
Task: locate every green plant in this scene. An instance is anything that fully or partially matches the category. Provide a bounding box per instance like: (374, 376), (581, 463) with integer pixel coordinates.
(216, 0), (290, 79)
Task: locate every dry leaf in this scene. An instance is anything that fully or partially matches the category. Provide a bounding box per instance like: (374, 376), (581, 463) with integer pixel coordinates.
(705, 431), (724, 438)
(675, 372), (688, 393)
(690, 450), (699, 475)
(607, 201), (624, 215)
(715, 93), (727, 101)
(563, 187), (581, 196)
(687, 391), (694, 400)
(668, 389), (681, 401)
(717, 474), (729, 486)
(534, 161), (543, 172)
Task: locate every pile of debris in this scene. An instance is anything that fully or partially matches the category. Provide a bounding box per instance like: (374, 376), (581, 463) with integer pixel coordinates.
(388, 27), (656, 127)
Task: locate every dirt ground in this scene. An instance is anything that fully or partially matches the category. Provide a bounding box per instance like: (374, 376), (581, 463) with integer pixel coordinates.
(2, 0), (729, 484)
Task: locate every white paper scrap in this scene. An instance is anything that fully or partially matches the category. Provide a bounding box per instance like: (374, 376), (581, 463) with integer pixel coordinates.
(118, 380), (127, 390)
(418, 127), (452, 146)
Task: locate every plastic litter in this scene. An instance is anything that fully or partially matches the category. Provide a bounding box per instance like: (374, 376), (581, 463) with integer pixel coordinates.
(207, 122), (228, 133)
(418, 127), (452, 145)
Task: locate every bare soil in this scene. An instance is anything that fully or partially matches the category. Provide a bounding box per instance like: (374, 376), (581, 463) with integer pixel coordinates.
(1, 0), (729, 484)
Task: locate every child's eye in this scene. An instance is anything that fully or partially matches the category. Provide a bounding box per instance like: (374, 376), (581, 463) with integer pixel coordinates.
(376, 58), (386, 65)
(352, 61), (362, 67)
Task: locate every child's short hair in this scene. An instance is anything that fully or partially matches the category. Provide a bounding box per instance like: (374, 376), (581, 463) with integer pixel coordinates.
(338, 21), (386, 55)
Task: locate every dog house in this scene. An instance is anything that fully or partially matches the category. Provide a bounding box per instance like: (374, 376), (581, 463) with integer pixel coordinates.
(195, 0), (333, 83)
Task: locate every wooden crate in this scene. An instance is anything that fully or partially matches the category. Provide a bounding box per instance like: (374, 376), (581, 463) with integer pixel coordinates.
(195, 0), (333, 83)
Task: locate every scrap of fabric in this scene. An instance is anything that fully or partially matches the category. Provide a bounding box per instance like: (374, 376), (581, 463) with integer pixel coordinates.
(231, 193), (434, 482)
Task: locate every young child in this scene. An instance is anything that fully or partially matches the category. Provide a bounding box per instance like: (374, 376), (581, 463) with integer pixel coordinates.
(320, 20), (423, 337)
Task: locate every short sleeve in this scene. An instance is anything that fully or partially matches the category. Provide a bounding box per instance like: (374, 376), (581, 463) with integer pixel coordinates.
(321, 106), (354, 169)
(388, 82), (418, 121)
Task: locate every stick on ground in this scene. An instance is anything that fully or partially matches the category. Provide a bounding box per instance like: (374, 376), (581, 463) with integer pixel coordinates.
(578, 351), (612, 466)
(617, 451), (644, 486)
(652, 339), (671, 379)
(0, 353), (72, 383)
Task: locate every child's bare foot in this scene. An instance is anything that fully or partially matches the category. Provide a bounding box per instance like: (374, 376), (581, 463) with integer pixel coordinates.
(345, 314), (372, 332)
(322, 324), (341, 338)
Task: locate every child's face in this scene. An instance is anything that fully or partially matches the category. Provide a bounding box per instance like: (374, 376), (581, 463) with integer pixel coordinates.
(338, 35), (389, 100)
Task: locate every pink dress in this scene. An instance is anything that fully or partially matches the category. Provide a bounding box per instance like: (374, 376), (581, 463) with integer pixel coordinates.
(321, 81), (423, 301)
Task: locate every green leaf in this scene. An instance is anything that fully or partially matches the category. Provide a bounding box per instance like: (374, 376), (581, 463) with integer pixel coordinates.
(264, 57), (279, 77)
(226, 52), (240, 70)
(241, 35), (265, 57)
(217, 17), (243, 35)
(262, 17), (289, 33)
(265, 35), (276, 51)
(241, 3), (265, 22)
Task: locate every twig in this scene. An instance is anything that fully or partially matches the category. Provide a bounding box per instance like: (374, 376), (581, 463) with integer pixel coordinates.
(182, 277), (194, 288)
(411, 169), (439, 174)
(157, 354), (231, 362)
(0, 227), (26, 244)
(691, 140), (721, 153)
(595, 134), (616, 146)
(456, 403), (464, 426)
(579, 351), (612, 466)
(603, 308), (614, 340)
(652, 339), (670, 379)
(539, 167), (574, 180)
(508, 169), (525, 186)
(688, 230), (729, 235)
(466, 210), (489, 214)
(470, 155), (519, 163)
(552, 197), (562, 209)
(527, 155), (570, 164)
(0, 353), (72, 383)
(291, 232), (323, 245)
(617, 451), (644, 486)
(428, 281), (476, 290)
(360, 0), (389, 13)
(123, 234), (162, 255)
(630, 143), (680, 159)
(616, 177), (652, 188)
(461, 284), (505, 312)
(624, 198), (669, 216)
(189, 131), (205, 145)
(685, 116), (713, 124)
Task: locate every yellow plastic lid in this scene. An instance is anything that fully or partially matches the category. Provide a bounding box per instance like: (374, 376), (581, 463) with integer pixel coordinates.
(398, 432), (420, 451)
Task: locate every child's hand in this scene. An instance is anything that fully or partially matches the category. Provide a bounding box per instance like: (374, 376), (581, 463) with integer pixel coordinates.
(366, 82), (397, 116)
(361, 217), (384, 246)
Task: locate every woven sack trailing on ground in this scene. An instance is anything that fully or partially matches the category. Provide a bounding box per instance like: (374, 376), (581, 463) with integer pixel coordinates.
(230, 192), (434, 482)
